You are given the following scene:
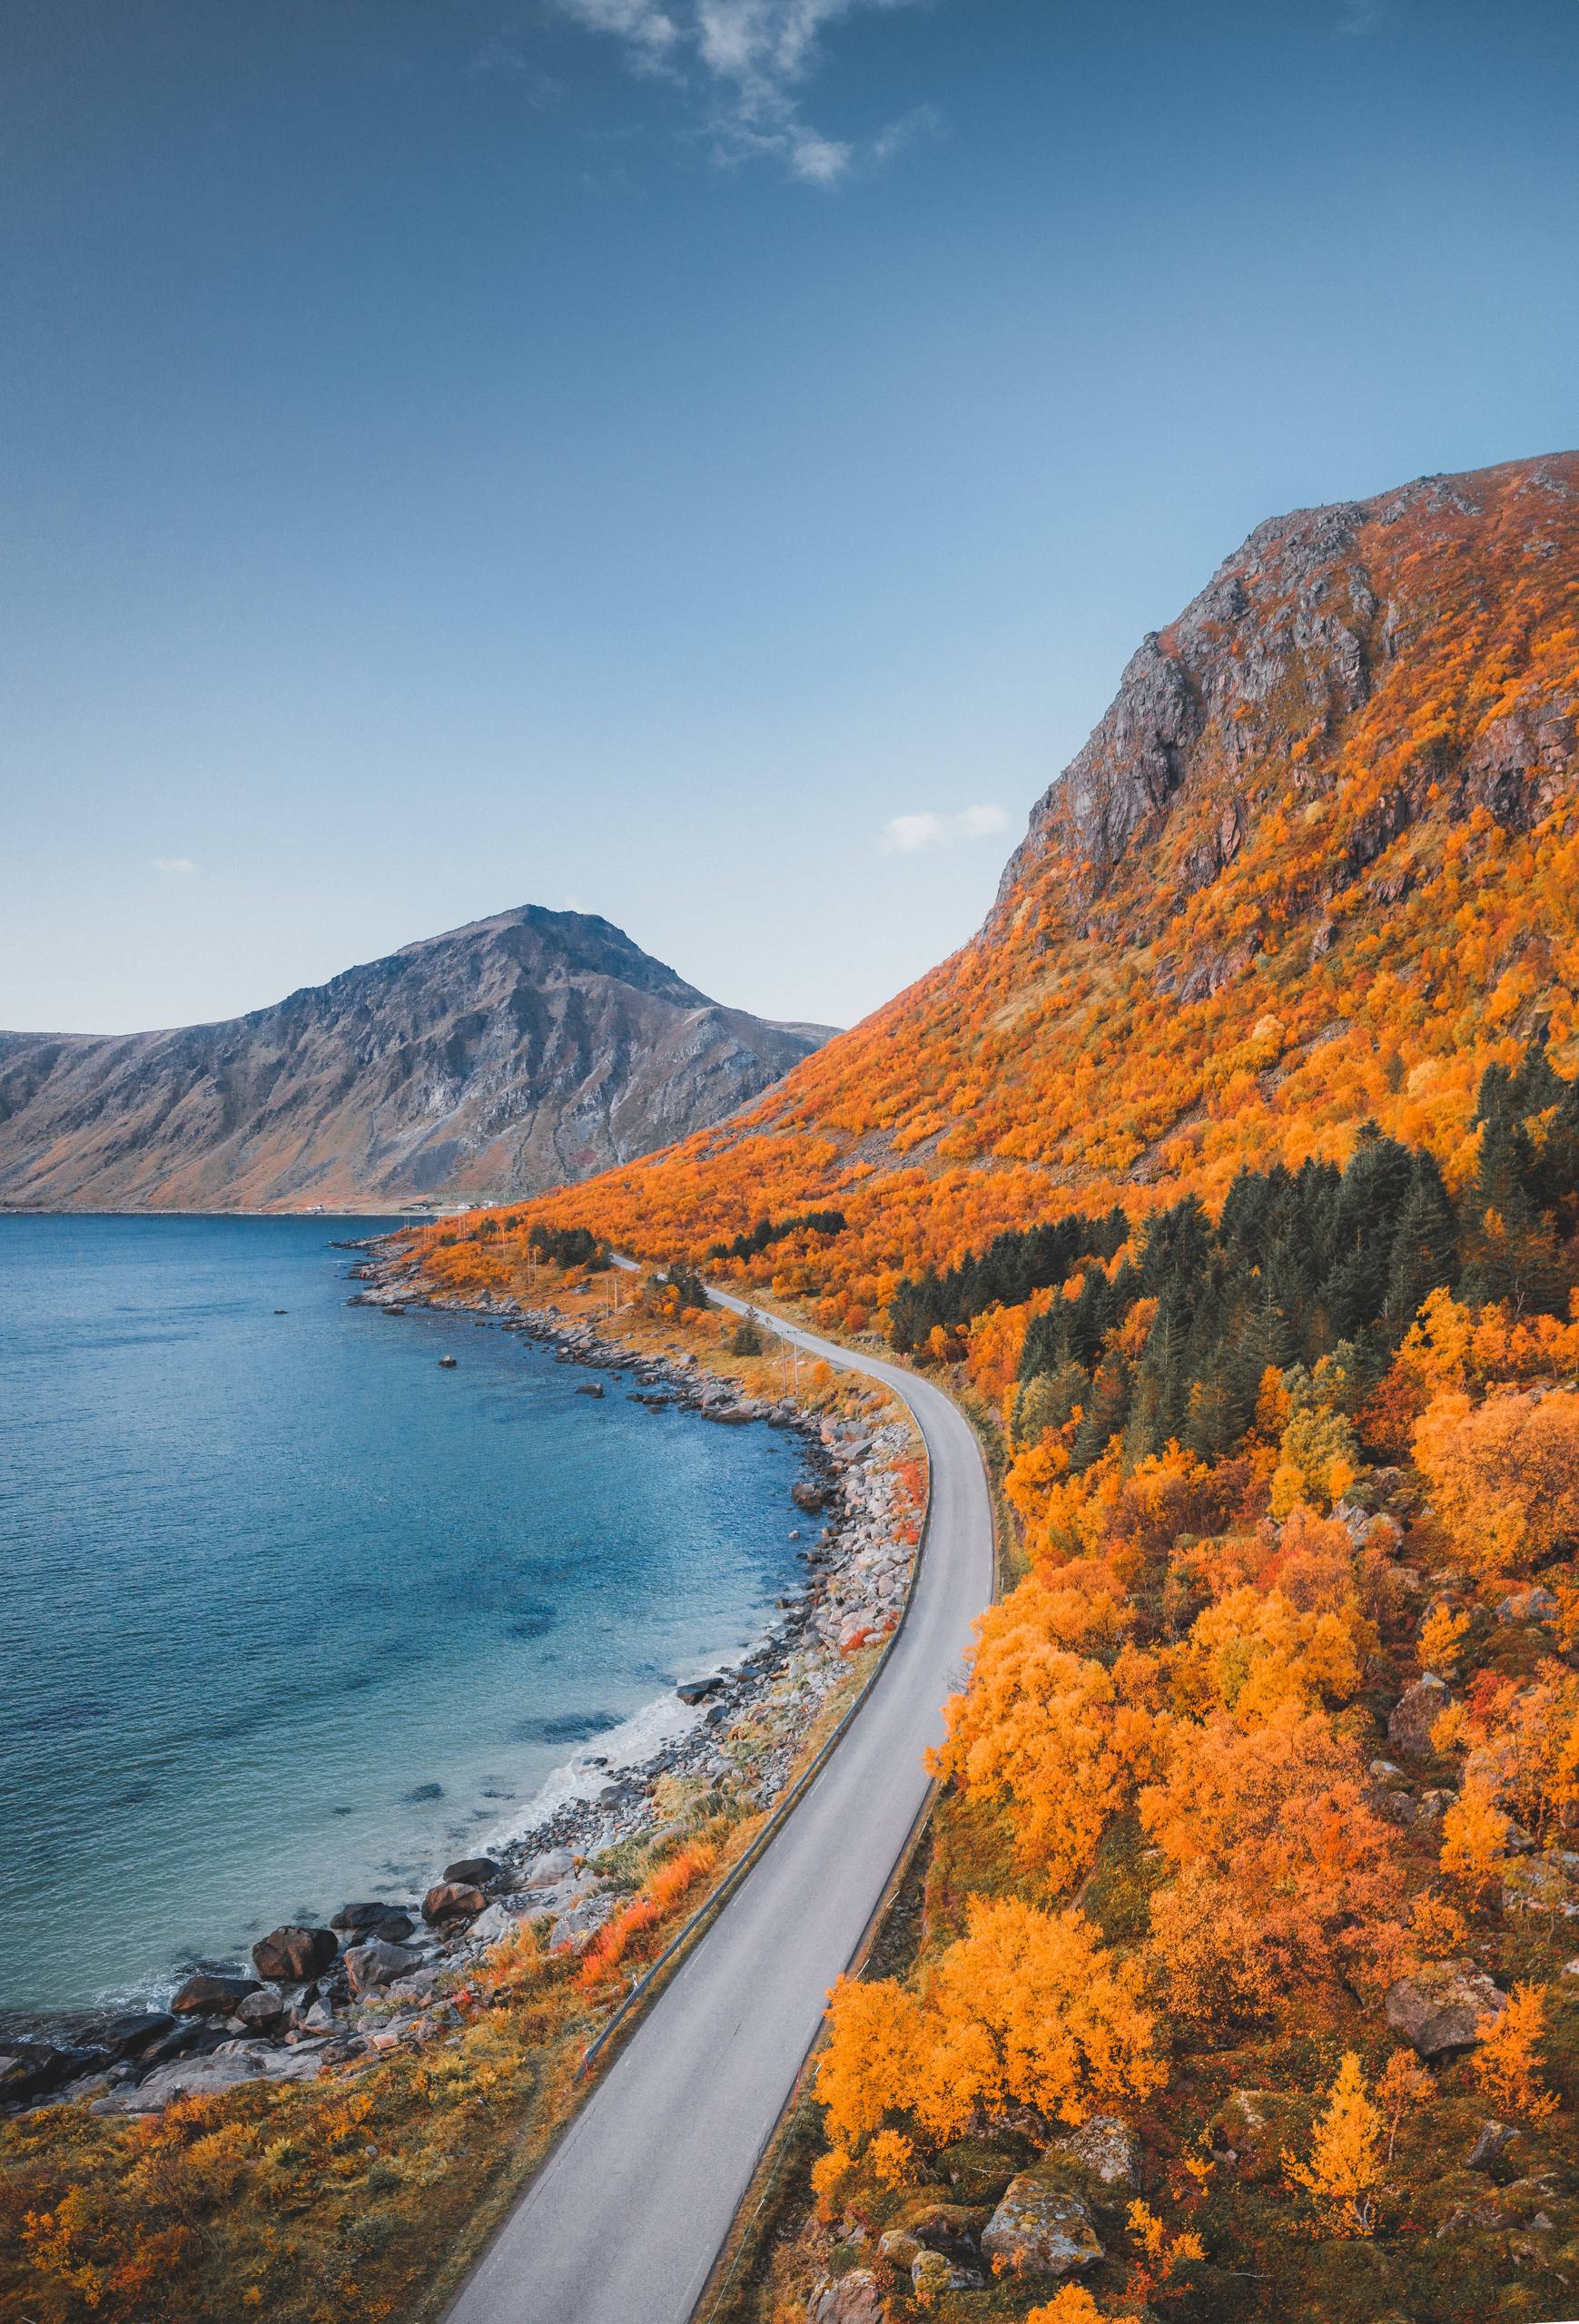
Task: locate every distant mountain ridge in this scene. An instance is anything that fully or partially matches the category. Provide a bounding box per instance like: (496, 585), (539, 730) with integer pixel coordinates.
(0, 906), (835, 1210)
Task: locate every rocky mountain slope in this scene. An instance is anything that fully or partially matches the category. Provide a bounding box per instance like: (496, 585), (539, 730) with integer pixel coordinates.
(0, 907), (834, 1210)
(500, 450), (1579, 1311)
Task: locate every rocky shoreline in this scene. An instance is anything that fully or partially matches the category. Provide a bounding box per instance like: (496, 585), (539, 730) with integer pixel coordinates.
(1, 1255), (923, 2122)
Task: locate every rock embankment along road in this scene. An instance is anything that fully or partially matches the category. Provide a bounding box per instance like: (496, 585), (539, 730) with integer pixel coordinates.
(446, 1280), (995, 2324)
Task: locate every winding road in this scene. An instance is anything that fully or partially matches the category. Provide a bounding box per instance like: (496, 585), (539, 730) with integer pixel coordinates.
(446, 1284), (995, 2324)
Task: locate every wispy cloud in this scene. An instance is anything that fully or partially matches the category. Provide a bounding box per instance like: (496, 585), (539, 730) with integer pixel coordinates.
(150, 856), (199, 876)
(548, 0), (934, 185)
(879, 804), (1008, 856)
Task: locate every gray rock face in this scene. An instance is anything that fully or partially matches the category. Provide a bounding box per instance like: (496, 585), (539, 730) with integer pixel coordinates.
(90, 2039), (329, 2114)
(993, 458), (1579, 921)
(981, 2172), (1103, 2279)
(0, 904), (836, 1210)
(1386, 1960), (1507, 2058)
(1467, 2120), (1519, 2171)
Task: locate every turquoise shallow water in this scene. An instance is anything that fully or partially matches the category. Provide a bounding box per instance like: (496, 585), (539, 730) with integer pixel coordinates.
(0, 1216), (805, 2014)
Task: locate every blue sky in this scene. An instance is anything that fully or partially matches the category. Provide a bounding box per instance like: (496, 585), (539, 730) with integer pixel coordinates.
(3, 0), (1576, 1035)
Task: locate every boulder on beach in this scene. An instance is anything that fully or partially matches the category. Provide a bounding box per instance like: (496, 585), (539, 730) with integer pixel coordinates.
(331, 1900), (417, 1939)
(676, 1676), (725, 1706)
(235, 1984), (288, 2029)
(442, 1856), (503, 1887)
(252, 1925), (339, 1983)
(422, 1880), (488, 1927)
(522, 1846), (576, 1885)
(99, 2011), (176, 2059)
(1, 2042), (104, 2105)
(171, 1971), (262, 2017)
(345, 1938), (425, 1995)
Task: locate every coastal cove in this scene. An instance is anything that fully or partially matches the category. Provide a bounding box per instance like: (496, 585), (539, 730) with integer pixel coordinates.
(0, 1215), (812, 2019)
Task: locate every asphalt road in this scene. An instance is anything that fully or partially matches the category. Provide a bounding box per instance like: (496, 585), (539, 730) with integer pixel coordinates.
(446, 1285), (995, 2324)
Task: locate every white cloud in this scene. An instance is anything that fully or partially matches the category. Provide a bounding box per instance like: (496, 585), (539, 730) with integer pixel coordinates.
(150, 857), (199, 876)
(879, 804), (1008, 856)
(550, 0), (933, 185)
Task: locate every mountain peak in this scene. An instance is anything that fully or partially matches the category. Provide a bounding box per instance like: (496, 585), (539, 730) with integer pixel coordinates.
(0, 907), (833, 1210)
(998, 449), (1578, 928)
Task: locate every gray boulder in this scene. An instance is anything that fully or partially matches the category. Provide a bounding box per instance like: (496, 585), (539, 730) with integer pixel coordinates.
(806, 2272), (883, 2324)
(1497, 1586), (1559, 1624)
(521, 1847), (575, 1884)
(1467, 2120), (1519, 2171)
(442, 1856), (504, 1887)
(345, 1938), (425, 1995)
(981, 2172), (1103, 2279)
(235, 1984), (288, 2029)
(1386, 1960), (1508, 2058)
(911, 2249), (984, 2298)
(1388, 1673), (1452, 1758)
(1052, 2112), (1139, 2185)
(422, 1880), (487, 1926)
(332, 1901), (417, 1941)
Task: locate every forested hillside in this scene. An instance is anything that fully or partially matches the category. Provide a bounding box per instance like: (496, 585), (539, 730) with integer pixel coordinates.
(412, 454), (1579, 2321)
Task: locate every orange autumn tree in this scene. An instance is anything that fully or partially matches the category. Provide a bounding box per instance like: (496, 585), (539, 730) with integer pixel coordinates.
(1413, 1387), (1579, 1574)
(930, 1604), (1165, 1888)
(1140, 1705), (1405, 2020)
(816, 1896), (1164, 2158)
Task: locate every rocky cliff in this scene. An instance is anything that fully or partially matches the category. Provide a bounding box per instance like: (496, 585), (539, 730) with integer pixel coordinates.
(0, 907), (834, 1210)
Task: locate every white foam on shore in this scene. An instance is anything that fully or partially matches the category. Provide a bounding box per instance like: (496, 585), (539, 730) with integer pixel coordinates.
(484, 1619), (791, 1854)
(487, 1685), (703, 1852)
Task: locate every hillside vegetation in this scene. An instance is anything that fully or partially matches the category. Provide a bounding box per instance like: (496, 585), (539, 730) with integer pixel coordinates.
(417, 455), (1579, 2321)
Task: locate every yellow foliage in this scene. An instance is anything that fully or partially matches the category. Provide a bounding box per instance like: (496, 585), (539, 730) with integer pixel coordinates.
(1417, 1601), (1471, 1673)
(1270, 1400), (1361, 1519)
(1172, 1583), (1366, 1724)
(933, 1610), (1165, 1887)
(816, 1896), (1165, 2151)
(1282, 2053), (1383, 2235)
(1474, 1983), (1560, 2121)
(1439, 1775), (1511, 1896)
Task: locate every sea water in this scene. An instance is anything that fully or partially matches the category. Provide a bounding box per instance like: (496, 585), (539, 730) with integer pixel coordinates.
(0, 1215), (805, 2014)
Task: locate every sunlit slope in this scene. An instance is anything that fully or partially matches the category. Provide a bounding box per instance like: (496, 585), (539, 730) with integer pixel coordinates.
(462, 454), (1579, 1312)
